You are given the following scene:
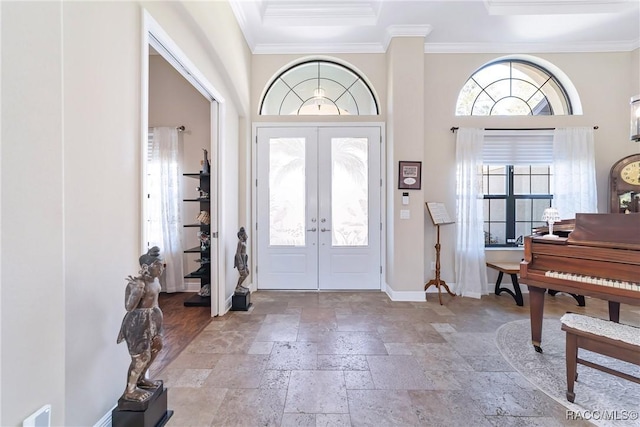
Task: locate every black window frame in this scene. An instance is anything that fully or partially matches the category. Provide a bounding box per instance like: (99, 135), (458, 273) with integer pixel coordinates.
(483, 165), (553, 247)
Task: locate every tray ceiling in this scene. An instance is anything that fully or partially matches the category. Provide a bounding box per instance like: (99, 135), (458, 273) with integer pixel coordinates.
(228, 0), (640, 54)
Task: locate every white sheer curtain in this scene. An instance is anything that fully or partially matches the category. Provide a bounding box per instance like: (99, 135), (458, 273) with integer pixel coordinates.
(148, 127), (185, 292)
(552, 127), (598, 219)
(455, 128), (489, 298)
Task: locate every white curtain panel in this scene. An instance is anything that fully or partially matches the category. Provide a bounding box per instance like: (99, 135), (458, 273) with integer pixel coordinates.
(552, 127), (598, 219)
(149, 127), (186, 292)
(455, 128), (489, 298)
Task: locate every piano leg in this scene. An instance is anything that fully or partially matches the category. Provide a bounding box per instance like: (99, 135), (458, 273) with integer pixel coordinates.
(528, 285), (546, 353)
(608, 301), (620, 323)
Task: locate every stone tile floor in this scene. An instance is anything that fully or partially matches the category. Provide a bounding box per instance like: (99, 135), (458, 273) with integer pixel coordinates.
(159, 290), (631, 426)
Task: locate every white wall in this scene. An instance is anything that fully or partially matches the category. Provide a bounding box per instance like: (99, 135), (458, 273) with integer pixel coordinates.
(632, 49), (639, 96)
(62, 3), (142, 422)
(177, 1), (251, 116)
(62, 3), (142, 423)
(1, 1), (251, 425)
(1, 2), (66, 424)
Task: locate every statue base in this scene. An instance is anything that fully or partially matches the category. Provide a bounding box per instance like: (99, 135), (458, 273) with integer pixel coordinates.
(231, 289), (251, 311)
(112, 383), (172, 427)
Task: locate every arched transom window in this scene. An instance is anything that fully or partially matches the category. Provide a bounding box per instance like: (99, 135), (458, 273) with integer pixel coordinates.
(456, 60), (572, 116)
(260, 60), (378, 116)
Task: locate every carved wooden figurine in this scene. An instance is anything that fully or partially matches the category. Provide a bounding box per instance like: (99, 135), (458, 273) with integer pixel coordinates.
(234, 227), (250, 294)
(116, 249), (165, 403)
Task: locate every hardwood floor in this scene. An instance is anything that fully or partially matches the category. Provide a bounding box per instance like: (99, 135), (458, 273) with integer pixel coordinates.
(149, 291), (213, 377)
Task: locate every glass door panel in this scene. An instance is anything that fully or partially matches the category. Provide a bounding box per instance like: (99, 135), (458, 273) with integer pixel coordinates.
(268, 138), (306, 246)
(331, 137), (369, 247)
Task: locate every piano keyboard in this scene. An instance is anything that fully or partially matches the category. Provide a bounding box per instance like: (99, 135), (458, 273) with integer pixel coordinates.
(544, 271), (640, 291)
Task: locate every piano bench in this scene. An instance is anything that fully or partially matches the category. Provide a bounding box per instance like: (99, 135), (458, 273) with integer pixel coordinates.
(485, 262), (523, 306)
(561, 313), (640, 403)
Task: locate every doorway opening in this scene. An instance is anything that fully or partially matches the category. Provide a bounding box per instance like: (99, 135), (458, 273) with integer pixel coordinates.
(142, 10), (223, 315)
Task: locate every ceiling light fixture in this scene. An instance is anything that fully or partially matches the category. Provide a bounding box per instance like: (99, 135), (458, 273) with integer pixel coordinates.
(313, 87), (326, 110)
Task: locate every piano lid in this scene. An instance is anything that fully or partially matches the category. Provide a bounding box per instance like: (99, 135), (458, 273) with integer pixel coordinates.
(567, 213), (640, 250)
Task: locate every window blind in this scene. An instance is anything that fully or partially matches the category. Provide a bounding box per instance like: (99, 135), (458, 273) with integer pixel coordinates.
(483, 130), (553, 165)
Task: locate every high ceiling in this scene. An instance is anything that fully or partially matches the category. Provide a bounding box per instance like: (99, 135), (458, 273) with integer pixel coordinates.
(228, 0), (640, 54)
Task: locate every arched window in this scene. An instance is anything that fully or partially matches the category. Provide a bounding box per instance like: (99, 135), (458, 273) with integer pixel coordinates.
(456, 59), (574, 116)
(260, 60), (378, 116)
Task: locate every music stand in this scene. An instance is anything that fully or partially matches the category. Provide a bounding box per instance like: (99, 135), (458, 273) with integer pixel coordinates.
(425, 202), (455, 305)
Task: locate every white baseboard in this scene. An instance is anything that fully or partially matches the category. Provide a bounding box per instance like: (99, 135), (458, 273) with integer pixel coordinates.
(94, 405), (115, 427)
(225, 294), (233, 313)
(385, 289), (427, 302)
(384, 282), (458, 302)
(460, 291), (482, 299)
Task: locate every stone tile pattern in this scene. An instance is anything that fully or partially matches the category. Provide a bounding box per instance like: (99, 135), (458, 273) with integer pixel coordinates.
(160, 291), (619, 426)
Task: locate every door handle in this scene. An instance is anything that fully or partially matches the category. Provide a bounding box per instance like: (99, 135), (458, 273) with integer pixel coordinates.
(306, 227), (317, 232)
(320, 228), (331, 232)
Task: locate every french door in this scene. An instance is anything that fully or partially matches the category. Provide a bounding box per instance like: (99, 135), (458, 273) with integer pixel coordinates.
(256, 126), (381, 290)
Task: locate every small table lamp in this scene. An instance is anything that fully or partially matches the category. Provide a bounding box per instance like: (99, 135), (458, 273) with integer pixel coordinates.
(542, 207), (561, 239)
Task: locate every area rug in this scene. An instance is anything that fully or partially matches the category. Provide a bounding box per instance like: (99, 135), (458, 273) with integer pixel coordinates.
(496, 319), (640, 427)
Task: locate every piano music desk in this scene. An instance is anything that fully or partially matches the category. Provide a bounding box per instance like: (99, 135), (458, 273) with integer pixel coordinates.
(486, 262), (523, 306)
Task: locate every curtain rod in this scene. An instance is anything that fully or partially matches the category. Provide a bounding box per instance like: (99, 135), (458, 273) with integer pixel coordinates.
(450, 126), (598, 133)
(148, 126), (186, 131)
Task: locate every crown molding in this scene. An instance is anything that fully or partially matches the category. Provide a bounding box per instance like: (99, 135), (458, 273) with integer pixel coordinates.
(425, 39), (640, 54)
(383, 25), (433, 51)
(261, 1), (382, 26)
(386, 25), (433, 39)
(253, 42), (386, 55)
(483, 0), (637, 15)
(252, 38), (638, 55)
(229, 0), (256, 51)
(228, 0), (248, 28)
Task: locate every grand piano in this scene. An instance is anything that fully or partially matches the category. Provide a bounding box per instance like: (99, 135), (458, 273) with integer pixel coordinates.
(520, 213), (640, 353)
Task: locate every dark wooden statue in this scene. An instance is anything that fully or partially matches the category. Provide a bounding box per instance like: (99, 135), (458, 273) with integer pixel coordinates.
(117, 249), (165, 404)
(234, 227), (250, 294)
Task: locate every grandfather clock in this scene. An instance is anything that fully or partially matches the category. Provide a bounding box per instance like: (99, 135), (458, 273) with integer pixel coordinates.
(609, 153), (640, 213)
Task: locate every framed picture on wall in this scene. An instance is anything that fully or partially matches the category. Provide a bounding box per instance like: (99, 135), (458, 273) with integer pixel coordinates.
(398, 161), (422, 190)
